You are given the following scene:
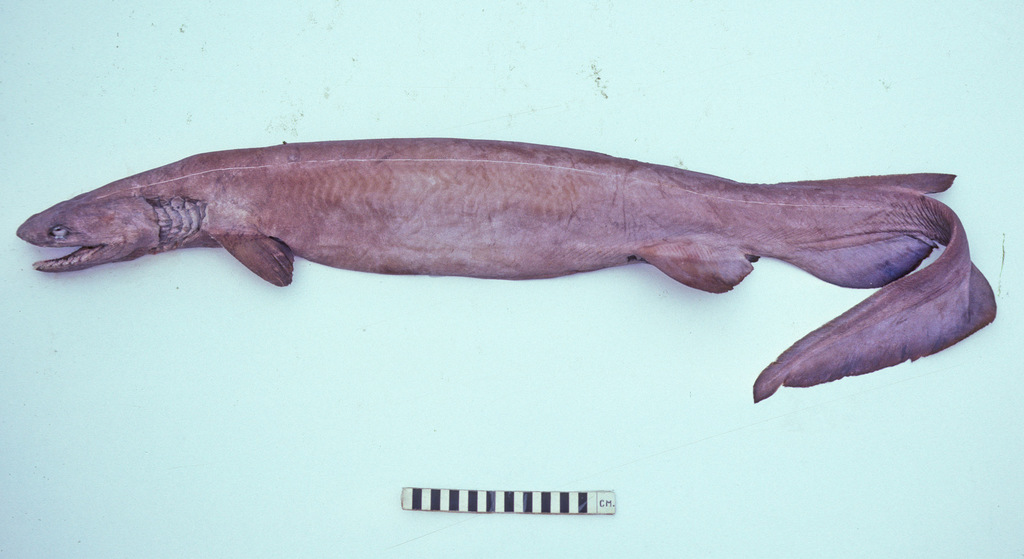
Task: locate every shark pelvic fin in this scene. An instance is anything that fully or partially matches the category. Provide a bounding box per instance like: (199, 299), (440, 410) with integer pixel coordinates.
(636, 239), (755, 293)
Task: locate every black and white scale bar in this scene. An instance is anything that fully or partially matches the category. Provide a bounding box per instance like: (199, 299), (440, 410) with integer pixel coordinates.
(401, 488), (615, 515)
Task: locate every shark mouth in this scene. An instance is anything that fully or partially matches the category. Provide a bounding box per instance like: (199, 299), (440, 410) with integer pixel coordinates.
(32, 245), (113, 272)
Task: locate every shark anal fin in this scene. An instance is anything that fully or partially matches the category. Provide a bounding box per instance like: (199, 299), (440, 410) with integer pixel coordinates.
(216, 234), (294, 286)
(636, 239), (754, 293)
(784, 234), (936, 289)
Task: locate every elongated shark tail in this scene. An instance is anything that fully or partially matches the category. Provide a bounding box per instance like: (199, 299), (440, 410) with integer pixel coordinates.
(752, 177), (996, 402)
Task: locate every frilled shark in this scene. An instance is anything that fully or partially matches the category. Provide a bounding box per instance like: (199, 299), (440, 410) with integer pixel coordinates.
(16, 139), (996, 401)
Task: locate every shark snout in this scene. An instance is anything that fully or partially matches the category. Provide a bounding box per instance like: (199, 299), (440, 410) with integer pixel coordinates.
(15, 214), (47, 245)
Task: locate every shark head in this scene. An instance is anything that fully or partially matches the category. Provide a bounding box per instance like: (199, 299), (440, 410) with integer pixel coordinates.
(17, 192), (206, 273)
(17, 193), (161, 273)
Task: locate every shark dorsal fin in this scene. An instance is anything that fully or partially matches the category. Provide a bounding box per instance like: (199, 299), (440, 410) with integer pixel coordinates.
(782, 173), (955, 194)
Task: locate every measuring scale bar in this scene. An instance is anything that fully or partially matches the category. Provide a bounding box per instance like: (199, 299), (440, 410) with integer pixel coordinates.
(401, 488), (615, 515)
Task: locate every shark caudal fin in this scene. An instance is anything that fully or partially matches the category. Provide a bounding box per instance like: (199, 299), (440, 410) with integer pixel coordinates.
(752, 193), (996, 402)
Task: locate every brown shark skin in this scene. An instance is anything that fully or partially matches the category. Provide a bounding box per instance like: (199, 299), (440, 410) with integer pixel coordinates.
(16, 138), (997, 401)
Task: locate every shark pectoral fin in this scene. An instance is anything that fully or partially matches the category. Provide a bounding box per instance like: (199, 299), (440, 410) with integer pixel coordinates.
(636, 239), (754, 293)
(216, 234), (294, 286)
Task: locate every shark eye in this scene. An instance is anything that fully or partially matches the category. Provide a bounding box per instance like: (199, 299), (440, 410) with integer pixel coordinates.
(48, 225), (70, 240)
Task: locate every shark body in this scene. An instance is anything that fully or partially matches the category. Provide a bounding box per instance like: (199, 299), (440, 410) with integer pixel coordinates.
(16, 139), (997, 400)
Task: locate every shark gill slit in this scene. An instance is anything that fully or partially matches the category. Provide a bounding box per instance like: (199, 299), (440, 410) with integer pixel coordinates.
(148, 197), (206, 249)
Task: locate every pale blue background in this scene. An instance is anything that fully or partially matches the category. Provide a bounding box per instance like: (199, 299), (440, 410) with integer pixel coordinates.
(2, 2), (1021, 557)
